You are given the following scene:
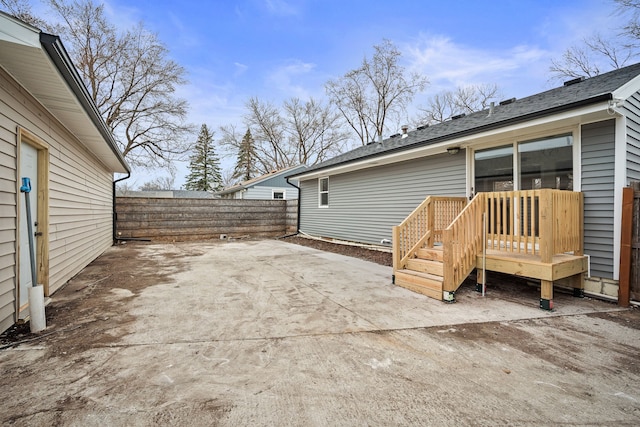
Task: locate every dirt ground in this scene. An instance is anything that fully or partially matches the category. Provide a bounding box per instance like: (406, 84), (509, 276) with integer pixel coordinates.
(281, 235), (393, 266)
(1, 237), (639, 426)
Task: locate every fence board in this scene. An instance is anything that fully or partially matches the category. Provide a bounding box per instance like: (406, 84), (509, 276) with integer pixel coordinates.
(631, 184), (640, 302)
(116, 197), (297, 241)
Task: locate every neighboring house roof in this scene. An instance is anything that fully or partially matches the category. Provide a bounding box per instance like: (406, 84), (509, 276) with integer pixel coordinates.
(217, 164), (306, 196)
(288, 62), (640, 180)
(0, 12), (129, 174)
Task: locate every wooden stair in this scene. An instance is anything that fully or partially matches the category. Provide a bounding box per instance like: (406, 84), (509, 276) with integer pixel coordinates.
(395, 246), (444, 300)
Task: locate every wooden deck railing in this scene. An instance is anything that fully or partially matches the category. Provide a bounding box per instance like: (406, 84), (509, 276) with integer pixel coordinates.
(392, 196), (467, 273)
(442, 194), (485, 292)
(442, 189), (584, 291)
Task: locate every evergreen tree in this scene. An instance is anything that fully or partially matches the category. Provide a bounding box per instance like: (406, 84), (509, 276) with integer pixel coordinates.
(233, 128), (258, 181)
(185, 124), (222, 191)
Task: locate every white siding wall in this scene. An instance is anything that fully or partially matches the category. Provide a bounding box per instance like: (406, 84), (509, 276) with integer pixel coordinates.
(0, 67), (114, 332)
(625, 92), (640, 182)
(244, 186), (298, 200)
(299, 152), (467, 245)
(0, 74), (17, 332)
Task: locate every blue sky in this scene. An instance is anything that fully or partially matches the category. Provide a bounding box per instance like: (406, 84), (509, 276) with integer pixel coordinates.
(68, 0), (627, 187)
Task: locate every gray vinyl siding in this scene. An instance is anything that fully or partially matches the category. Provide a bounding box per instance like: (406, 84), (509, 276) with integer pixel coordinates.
(257, 168), (303, 188)
(624, 92), (640, 182)
(0, 66), (114, 332)
(299, 152), (466, 245)
(581, 119), (616, 279)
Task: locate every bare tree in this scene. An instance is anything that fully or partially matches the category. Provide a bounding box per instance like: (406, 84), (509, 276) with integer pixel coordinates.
(618, 0), (640, 40)
(414, 84), (501, 125)
(220, 168), (238, 188)
(220, 97), (350, 174)
(283, 97), (349, 166)
(46, 0), (191, 168)
(325, 39), (428, 145)
(550, 34), (635, 79)
(139, 175), (175, 191)
(245, 97), (290, 172)
(549, 0), (640, 79)
(1, 0), (48, 28)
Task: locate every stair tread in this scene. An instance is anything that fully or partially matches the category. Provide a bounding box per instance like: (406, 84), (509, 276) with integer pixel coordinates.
(396, 269), (443, 282)
(416, 246), (444, 261)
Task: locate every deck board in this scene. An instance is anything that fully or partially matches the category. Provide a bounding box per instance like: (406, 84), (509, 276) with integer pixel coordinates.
(476, 249), (588, 281)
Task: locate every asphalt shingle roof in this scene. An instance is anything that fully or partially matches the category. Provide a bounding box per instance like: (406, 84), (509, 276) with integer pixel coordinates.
(290, 62), (640, 178)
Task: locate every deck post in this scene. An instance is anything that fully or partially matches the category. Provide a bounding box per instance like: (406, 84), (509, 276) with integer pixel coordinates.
(540, 280), (553, 310)
(392, 225), (400, 284)
(476, 269), (486, 293)
(539, 191), (554, 310)
(572, 192), (585, 297)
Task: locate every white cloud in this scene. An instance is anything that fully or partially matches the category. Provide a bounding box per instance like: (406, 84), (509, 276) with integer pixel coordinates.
(266, 59), (317, 99)
(264, 0), (298, 16)
(234, 62), (249, 77)
(403, 34), (552, 99)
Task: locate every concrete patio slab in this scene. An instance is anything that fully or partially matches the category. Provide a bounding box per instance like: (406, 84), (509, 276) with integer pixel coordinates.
(1, 239), (638, 426)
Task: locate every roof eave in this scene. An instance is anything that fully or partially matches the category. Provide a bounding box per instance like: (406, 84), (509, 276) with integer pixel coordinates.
(39, 33), (130, 174)
(292, 93), (614, 180)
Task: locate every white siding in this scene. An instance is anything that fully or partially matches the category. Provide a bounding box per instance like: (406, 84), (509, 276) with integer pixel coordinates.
(299, 152), (467, 245)
(244, 186), (298, 200)
(0, 66), (114, 332)
(0, 84), (17, 333)
(581, 119), (616, 279)
(625, 92), (640, 182)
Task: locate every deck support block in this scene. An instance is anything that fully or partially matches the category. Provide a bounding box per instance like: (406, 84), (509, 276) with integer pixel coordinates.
(443, 291), (455, 303)
(476, 269), (485, 294)
(540, 298), (554, 311)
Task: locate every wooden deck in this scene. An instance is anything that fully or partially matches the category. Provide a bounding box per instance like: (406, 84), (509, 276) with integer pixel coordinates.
(477, 250), (588, 282)
(392, 190), (587, 309)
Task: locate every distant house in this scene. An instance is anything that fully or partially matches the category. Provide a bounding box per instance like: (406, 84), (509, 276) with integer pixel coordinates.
(288, 63), (640, 304)
(217, 165), (306, 200)
(0, 13), (130, 333)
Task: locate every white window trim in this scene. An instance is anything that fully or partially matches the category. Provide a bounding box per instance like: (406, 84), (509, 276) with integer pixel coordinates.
(319, 177), (329, 208)
(272, 189), (286, 200)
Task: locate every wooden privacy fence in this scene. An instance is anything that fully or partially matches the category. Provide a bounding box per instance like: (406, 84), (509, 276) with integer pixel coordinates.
(116, 197), (298, 241)
(620, 182), (640, 305)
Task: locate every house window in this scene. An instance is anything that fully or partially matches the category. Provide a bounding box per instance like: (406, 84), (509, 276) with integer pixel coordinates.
(474, 145), (513, 193)
(474, 133), (573, 193)
(319, 177), (329, 207)
(273, 190), (285, 199)
(518, 134), (573, 190)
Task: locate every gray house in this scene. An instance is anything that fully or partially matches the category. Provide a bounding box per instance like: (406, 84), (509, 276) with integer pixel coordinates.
(0, 13), (129, 333)
(218, 165), (306, 200)
(288, 63), (640, 305)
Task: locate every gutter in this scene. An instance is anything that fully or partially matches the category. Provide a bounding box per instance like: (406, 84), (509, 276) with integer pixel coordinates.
(288, 93), (614, 180)
(39, 32), (130, 174)
(112, 172), (130, 244)
(38, 32), (134, 245)
(285, 177), (301, 234)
